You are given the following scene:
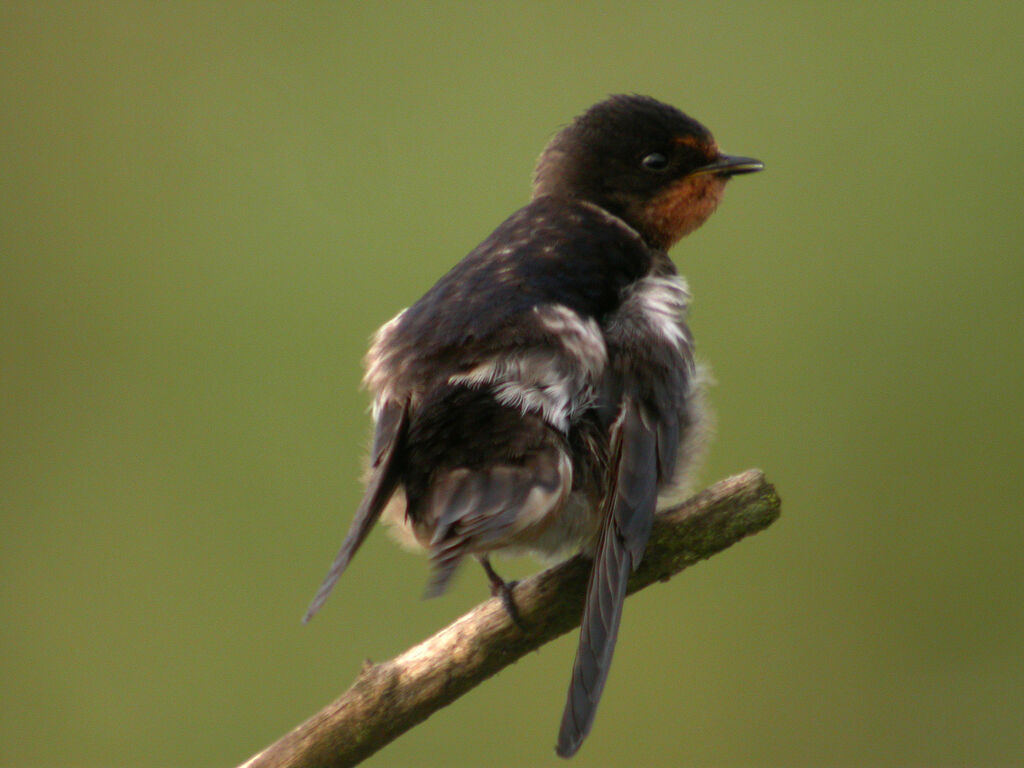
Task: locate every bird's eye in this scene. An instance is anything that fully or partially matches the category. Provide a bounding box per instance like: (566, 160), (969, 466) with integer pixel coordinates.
(641, 152), (669, 171)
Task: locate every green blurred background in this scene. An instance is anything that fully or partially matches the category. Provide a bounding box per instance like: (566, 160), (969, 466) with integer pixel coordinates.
(2, 3), (1022, 766)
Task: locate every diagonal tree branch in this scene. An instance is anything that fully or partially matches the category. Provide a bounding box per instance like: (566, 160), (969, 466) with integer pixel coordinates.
(238, 469), (781, 768)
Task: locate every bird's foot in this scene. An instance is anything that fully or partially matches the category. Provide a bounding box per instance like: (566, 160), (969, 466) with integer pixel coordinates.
(479, 556), (525, 631)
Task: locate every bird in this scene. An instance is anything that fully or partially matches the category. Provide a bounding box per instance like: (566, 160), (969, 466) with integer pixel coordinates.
(303, 94), (762, 757)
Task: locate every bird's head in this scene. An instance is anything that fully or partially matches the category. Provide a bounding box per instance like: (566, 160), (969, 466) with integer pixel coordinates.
(533, 94), (762, 250)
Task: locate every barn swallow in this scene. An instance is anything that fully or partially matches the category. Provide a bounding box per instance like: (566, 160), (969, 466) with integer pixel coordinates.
(303, 94), (762, 757)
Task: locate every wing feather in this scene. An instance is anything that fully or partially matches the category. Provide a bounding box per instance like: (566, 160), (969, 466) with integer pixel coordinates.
(556, 401), (658, 757)
(302, 400), (408, 623)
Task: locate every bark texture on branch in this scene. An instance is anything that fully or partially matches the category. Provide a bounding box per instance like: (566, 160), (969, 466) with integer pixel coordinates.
(238, 469), (781, 768)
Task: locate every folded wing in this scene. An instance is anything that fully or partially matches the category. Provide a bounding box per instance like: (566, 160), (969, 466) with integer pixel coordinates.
(303, 400), (408, 623)
(556, 401), (658, 757)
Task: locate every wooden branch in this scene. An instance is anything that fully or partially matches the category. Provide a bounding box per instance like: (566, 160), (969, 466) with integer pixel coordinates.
(238, 469), (781, 768)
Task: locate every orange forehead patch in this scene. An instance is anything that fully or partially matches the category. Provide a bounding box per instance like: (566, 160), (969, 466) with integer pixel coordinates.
(672, 135), (718, 161)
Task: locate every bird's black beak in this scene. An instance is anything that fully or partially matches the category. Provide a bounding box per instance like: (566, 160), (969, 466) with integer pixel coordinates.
(693, 154), (764, 177)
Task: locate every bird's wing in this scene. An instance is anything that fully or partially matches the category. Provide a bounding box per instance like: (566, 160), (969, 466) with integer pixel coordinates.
(556, 273), (695, 756)
(556, 399), (658, 757)
(302, 399), (408, 623)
